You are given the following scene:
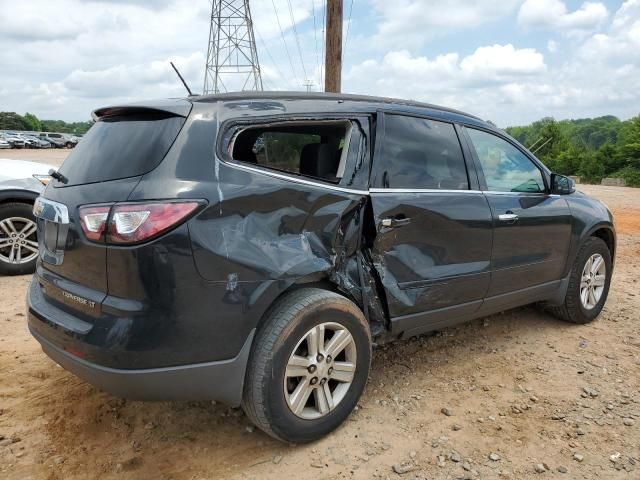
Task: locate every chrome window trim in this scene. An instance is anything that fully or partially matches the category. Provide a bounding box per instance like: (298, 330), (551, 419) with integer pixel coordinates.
(483, 190), (560, 197)
(369, 188), (482, 194)
(215, 162), (563, 198)
(221, 159), (370, 195)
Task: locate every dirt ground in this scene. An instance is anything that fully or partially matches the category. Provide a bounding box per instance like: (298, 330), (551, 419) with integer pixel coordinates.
(0, 148), (69, 167)
(0, 152), (638, 479)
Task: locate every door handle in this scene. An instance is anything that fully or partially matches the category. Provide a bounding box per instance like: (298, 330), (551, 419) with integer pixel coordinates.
(498, 213), (519, 222)
(381, 217), (411, 228)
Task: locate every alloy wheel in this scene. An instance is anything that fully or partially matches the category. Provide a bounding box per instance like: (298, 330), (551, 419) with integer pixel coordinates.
(580, 253), (606, 310)
(0, 217), (38, 265)
(283, 322), (357, 420)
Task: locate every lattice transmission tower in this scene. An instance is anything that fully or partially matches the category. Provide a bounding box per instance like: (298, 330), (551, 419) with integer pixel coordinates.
(203, 0), (263, 94)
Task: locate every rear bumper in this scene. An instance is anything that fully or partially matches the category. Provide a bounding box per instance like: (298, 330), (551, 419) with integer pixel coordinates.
(27, 275), (255, 406)
(29, 325), (254, 406)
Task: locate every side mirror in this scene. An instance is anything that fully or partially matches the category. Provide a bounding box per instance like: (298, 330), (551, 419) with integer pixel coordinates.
(551, 173), (575, 195)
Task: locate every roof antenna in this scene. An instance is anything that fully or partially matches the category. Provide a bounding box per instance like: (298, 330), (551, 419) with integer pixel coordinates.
(170, 61), (193, 96)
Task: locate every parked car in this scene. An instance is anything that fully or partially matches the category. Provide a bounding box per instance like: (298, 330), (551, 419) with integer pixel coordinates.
(15, 134), (39, 149)
(21, 134), (51, 149)
(0, 159), (53, 275)
(38, 133), (68, 148)
(65, 134), (80, 147)
(27, 93), (615, 443)
(3, 133), (25, 149)
(0, 136), (11, 149)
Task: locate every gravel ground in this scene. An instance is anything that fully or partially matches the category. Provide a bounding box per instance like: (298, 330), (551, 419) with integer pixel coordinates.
(0, 156), (638, 479)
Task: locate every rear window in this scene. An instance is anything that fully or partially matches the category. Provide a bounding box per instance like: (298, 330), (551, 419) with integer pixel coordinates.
(57, 112), (185, 186)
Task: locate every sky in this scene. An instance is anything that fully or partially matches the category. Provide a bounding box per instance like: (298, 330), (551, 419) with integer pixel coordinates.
(0, 0), (638, 127)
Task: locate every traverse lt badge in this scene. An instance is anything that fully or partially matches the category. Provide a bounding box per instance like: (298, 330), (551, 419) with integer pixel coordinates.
(62, 290), (96, 309)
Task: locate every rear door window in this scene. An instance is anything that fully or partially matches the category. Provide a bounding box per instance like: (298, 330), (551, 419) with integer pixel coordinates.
(376, 114), (469, 189)
(56, 112), (185, 186)
(230, 121), (350, 183)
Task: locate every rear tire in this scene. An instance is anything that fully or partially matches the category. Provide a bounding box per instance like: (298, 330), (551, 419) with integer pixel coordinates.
(242, 288), (371, 443)
(0, 203), (39, 276)
(549, 237), (612, 324)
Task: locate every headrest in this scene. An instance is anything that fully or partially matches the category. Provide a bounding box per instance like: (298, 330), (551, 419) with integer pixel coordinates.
(300, 143), (340, 179)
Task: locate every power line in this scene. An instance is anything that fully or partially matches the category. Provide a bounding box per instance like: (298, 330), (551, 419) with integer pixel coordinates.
(320, 0), (326, 87)
(286, 0), (308, 80)
(311, 0), (321, 82)
(271, 0), (299, 86)
(255, 27), (287, 88)
(344, 0), (355, 59)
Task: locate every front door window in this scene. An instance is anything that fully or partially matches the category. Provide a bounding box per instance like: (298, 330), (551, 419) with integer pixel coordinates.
(466, 128), (545, 193)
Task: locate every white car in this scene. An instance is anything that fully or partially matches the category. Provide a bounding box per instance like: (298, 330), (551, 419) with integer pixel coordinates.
(2, 134), (25, 149)
(0, 137), (10, 149)
(0, 159), (54, 275)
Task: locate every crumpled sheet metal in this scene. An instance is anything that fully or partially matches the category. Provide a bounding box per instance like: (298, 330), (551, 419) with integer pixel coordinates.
(194, 206), (335, 280)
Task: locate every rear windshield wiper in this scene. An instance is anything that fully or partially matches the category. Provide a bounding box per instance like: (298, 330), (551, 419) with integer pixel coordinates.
(48, 169), (68, 184)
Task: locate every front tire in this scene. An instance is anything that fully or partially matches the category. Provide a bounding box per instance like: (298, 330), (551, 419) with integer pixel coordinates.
(549, 237), (612, 324)
(242, 288), (371, 443)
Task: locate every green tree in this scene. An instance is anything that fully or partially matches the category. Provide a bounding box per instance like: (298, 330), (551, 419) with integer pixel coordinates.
(506, 114), (640, 186)
(578, 153), (605, 183)
(23, 112), (42, 131)
(40, 119), (92, 134)
(552, 146), (583, 175)
(615, 116), (640, 169)
(595, 142), (622, 175)
(0, 112), (30, 130)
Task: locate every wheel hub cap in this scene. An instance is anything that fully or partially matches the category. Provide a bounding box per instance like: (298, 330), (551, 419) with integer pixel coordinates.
(579, 253), (606, 310)
(283, 322), (357, 420)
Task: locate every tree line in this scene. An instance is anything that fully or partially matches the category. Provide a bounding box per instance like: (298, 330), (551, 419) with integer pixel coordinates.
(0, 112), (92, 135)
(506, 115), (640, 187)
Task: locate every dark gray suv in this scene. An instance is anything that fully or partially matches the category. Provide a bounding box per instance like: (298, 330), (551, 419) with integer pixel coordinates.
(27, 92), (615, 443)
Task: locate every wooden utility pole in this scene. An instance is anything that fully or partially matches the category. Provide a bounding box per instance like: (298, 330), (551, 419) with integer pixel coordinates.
(324, 0), (343, 93)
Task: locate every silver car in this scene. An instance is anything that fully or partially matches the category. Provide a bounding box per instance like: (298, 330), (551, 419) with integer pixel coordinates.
(0, 159), (53, 275)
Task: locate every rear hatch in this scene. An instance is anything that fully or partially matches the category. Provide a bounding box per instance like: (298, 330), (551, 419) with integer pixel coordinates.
(33, 101), (191, 320)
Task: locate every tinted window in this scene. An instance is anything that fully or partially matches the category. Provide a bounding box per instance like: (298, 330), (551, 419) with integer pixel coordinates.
(467, 128), (545, 193)
(57, 113), (185, 186)
(378, 114), (468, 189)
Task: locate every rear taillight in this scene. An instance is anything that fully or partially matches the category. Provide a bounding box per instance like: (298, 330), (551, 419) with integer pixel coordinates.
(78, 201), (201, 245)
(79, 205), (110, 241)
(108, 202), (200, 244)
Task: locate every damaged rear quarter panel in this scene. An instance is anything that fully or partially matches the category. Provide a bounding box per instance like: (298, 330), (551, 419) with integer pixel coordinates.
(189, 162), (366, 290)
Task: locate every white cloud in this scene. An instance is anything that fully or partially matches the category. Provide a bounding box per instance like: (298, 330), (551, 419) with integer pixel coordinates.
(371, 0), (522, 48)
(63, 53), (204, 98)
(0, 1), (87, 41)
(517, 0), (609, 37)
(577, 0), (640, 61)
(547, 40), (558, 52)
(345, 44), (549, 121)
(459, 44), (546, 80)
